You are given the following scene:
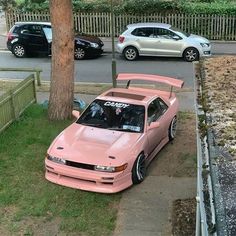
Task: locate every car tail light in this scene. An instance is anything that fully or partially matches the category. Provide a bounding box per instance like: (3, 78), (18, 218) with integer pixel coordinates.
(118, 36), (125, 43)
(7, 32), (14, 40)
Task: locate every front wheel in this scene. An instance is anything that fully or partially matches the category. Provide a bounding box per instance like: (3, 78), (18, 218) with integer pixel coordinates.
(12, 44), (26, 58)
(74, 47), (86, 60)
(183, 47), (199, 62)
(169, 116), (177, 141)
(132, 154), (146, 184)
(123, 46), (138, 61)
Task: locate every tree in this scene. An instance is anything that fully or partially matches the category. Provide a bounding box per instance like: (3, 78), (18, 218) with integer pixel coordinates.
(48, 0), (74, 120)
(0, 0), (16, 11)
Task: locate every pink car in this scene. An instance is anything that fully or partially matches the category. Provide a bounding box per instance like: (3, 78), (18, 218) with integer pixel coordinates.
(45, 73), (184, 193)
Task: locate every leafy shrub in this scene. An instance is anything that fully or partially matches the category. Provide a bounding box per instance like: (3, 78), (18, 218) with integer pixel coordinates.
(11, 0), (236, 15)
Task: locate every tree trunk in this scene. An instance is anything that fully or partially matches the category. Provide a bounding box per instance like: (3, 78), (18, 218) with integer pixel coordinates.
(48, 0), (74, 120)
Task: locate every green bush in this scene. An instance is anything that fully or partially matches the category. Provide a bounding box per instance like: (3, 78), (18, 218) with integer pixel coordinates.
(177, 1), (236, 14)
(12, 0), (236, 15)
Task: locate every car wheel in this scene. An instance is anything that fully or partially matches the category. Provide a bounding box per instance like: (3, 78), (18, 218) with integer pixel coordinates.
(183, 47), (199, 62)
(132, 153), (146, 184)
(169, 116), (177, 141)
(74, 47), (86, 60)
(12, 44), (26, 58)
(123, 46), (138, 61)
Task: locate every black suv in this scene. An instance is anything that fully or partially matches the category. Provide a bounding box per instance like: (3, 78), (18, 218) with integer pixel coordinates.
(7, 22), (104, 59)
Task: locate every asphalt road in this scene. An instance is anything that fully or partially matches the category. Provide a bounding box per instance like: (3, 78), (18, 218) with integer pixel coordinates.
(0, 51), (195, 88)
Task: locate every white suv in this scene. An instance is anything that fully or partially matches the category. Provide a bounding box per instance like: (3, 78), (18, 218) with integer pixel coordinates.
(116, 23), (211, 62)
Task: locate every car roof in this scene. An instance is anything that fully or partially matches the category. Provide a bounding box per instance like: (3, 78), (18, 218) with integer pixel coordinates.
(15, 21), (51, 26)
(127, 22), (171, 29)
(97, 87), (171, 106)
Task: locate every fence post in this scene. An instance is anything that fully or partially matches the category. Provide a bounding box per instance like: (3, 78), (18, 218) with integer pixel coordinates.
(9, 90), (16, 120)
(35, 70), (41, 86)
(32, 74), (37, 103)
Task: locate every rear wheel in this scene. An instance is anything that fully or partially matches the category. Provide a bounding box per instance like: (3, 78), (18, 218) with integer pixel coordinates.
(123, 46), (138, 61)
(183, 47), (199, 62)
(132, 153), (146, 184)
(74, 47), (86, 60)
(169, 116), (177, 141)
(12, 44), (26, 58)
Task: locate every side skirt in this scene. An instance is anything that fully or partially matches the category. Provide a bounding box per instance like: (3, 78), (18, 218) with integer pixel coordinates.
(146, 136), (169, 166)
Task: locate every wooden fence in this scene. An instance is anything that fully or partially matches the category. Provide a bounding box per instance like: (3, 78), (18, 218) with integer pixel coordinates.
(5, 11), (236, 40)
(0, 74), (36, 133)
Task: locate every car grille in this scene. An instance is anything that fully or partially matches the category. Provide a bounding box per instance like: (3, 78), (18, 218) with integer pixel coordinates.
(66, 160), (95, 170)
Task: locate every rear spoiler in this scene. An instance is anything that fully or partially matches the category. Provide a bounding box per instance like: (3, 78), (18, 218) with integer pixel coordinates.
(117, 73), (184, 98)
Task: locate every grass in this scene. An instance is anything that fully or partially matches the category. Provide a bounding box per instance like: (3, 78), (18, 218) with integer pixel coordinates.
(0, 104), (120, 235)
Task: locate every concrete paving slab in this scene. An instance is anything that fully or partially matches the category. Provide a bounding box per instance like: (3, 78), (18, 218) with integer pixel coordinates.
(114, 176), (196, 236)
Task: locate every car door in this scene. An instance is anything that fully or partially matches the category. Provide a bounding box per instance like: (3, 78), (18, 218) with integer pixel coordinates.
(146, 98), (168, 156)
(153, 27), (184, 56)
(22, 24), (49, 53)
(133, 27), (160, 56)
(42, 25), (52, 54)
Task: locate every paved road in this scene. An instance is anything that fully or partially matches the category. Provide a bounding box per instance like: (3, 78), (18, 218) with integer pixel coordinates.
(0, 51), (195, 88)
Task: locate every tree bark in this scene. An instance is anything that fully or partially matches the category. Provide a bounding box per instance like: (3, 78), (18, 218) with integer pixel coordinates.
(48, 0), (74, 120)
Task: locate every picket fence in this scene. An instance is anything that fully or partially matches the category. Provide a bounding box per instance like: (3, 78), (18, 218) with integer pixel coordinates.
(0, 74), (36, 133)
(5, 11), (236, 40)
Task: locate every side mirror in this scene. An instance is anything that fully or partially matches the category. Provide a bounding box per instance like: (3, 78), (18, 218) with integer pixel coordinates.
(148, 121), (160, 130)
(173, 35), (181, 41)
(72, 110), (80, 119)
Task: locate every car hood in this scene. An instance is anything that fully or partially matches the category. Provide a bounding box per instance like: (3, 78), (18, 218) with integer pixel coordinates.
(188, 34), (210, 44)
(48, 123), (142, 166)
(75, 34), (104, 45)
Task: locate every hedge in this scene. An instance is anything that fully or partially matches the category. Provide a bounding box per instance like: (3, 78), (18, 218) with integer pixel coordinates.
(11, 0), (236, 15)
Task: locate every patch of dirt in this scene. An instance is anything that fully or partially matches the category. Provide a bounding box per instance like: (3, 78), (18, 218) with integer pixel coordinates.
(172, 198), (196, 236)
(0, 206), (62, 236)
(204, 56), (236, 157)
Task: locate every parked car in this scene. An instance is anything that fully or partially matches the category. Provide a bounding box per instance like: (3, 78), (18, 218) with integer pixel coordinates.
(7, 22), (104, 59)
(117, 23), (211, 62)
(45, 73), (184, 193)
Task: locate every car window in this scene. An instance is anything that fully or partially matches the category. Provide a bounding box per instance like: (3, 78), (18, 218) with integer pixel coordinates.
(26, 25), (44, 36)
(170, 26), (190, 37)
(43, 26), (52, 43)
(155, 28), (177, 39)
(132, 27), (155, 38)
(12, 25), (20, 34)
(147, 98), (168, 124)
(77, 99), (145, 133)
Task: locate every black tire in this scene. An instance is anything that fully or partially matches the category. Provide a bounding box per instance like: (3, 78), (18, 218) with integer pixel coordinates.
(183, 47), (199, 62)
(74, 47), (86, 60)
(169, 116), (177, 141)
(123, 46), (138, 61)
(132, 153), (146, 184)
(12, 44), (26, 58)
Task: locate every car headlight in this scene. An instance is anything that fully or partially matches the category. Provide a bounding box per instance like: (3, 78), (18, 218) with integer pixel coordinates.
(90, 42), (99, 48)
(200, 43), (210, 48)
(47, 154), (66, 165)
(94, 163), (128, 172)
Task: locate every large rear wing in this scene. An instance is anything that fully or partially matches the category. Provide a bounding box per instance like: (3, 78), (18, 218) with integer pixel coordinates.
(117, 73), (184, 98)
(117, 73), (184, 88)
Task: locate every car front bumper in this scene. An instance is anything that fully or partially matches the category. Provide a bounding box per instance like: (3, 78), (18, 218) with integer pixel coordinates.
(85, 47), (103, 57)
(45, 159), (132, 193)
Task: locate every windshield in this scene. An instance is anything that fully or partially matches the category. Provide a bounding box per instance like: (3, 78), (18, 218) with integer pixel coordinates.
(170, 26), (190, 37)
(77, 99), (145, 133)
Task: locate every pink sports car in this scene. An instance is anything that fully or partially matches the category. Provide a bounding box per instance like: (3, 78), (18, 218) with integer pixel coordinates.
(45, 73), (184, 193)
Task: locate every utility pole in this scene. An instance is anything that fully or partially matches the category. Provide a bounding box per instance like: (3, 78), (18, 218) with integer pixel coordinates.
(111, 0), (117, 88)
